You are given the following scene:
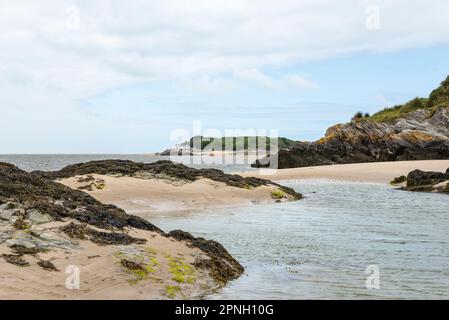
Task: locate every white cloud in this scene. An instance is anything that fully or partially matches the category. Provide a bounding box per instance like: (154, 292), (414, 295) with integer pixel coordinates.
(286, 74), (319, 90)
(1, 0), (449, 151)
(1, 0), (449, 98)
(233, 69), (274, 88)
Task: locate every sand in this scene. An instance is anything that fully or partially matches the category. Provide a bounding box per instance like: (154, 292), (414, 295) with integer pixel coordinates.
(242, 160), (449, 184)
(0, 220), (214, 300)
(58, 175), (292, 216)
(1, 172), (293, 300)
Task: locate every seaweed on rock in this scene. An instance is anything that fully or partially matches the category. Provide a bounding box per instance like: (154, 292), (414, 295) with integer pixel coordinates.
(35, 160), (302, 200)
(0, 162), (162, 232)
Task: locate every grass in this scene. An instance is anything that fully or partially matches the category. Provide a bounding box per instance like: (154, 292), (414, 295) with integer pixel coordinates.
(367, 76), (449, 123)
(369, 98), (430, 123)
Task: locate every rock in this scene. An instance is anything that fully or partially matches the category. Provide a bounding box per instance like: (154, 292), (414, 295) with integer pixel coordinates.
(27, 210), (52, 225)
(253, 77), (449, 169)
(0, 162), (162, 232)
(5, 230), (78, 251)
(1, 254), (29, 267)
(37, 260), (58, 271)
(34, 159), (302, 200)
(0, 161), (246, 289)
(404, 168), (449, 193)
(390, 175), (407, 184)
(168, 230), (244, 283)
(59, 222), (147, 246)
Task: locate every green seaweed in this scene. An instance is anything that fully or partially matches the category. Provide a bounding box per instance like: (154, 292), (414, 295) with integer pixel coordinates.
(168, 256), (196, 284)
(165, 285), (181, 299)
(270, 189), (286, 200)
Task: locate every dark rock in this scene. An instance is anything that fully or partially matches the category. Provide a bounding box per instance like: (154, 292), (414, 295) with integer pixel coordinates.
(37, 260), (59, 271)
(1, 254), (29, 267)
(0, 162), (162, 232)
(253, 111), (449, 169)
(60, 222), (147, 246)
(168, 230), (244, 283)
(10, 244), (46, 255)
(390, 175), (407, 184)
(253, 76), (449, 170)
(120, 259), (148, 276)
(405, 168), (449, 193)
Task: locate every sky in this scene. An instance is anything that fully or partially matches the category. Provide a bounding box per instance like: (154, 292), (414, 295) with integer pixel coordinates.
(1, 0), (449, 153)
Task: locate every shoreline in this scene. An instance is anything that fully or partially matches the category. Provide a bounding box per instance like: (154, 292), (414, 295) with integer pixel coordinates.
(240, 160), (449, 184)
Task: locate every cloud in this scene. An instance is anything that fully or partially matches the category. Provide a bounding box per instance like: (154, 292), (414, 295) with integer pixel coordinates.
(233, 69), (274, 88)
(286, 74), (319, 90)
(1, 0), (449, 152)
(1, 0), (449, 97)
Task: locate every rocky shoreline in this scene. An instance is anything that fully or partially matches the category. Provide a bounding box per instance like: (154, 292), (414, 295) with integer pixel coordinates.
(0, 159), (301, 299)
(0, 161), (250, 299)
(253, 76), (449, 169)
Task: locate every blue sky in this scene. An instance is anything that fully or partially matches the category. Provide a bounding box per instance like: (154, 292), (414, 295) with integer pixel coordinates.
(1, 1), (449, 153)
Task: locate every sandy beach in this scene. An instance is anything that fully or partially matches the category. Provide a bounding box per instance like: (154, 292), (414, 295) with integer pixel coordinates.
(57, 160), (449, 219)
(0, 222), (213, 300)
(58, 174), (297, 216)
(242, 160), (449, 184)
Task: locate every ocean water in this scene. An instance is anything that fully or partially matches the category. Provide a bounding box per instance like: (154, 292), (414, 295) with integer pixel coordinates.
(0, 154), (253, 173)
(2, 155), (449, 299)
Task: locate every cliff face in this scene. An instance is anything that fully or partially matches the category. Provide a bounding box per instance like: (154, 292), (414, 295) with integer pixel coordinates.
(253, 77), (449, 169)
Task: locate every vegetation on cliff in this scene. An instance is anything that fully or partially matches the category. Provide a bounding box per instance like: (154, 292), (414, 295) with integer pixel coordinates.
(253, 75), (449, 169)
(368, 76), (449, 123)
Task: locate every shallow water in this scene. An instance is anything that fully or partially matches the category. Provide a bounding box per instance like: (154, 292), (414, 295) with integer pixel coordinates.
(149, 181), (449, 299)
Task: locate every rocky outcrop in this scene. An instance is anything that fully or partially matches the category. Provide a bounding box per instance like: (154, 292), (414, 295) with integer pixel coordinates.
(253, 77), (449, 169)
(404, 168), (449, 193)
(0, 162), (245, 297)
(0, 162), (161, 231)
(35, 159), (302, 200)
(253, 108), (449, 169)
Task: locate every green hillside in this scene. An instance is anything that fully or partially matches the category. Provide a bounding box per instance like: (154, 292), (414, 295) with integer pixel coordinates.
(367, 76), (449, 123)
